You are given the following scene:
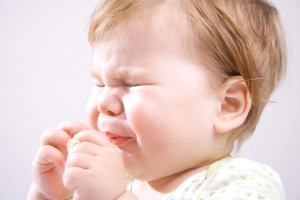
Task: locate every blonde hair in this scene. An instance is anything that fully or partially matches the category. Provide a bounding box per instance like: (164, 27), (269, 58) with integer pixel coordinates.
(88, 0), (286, 149)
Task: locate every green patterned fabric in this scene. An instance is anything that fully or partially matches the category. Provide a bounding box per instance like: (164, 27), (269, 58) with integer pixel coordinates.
(126, 158), (286, 200)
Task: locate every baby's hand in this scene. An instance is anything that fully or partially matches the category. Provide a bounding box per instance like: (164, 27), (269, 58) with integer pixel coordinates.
(63, 130), (127, 200)
(29, 120), (89, 200)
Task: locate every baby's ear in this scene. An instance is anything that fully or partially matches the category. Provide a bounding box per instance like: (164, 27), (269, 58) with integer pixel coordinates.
(214, 77), (252, 133)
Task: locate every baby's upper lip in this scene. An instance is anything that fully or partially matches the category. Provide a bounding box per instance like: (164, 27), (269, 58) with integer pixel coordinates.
(105, 131), (130, 138)
(100, 119), (133, 138)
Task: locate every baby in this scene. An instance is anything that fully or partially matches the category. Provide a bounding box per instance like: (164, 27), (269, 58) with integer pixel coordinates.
(27, 0), (286, 199)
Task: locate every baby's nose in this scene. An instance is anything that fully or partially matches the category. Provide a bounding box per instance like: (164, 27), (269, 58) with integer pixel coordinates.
(97, 88), (123, 116)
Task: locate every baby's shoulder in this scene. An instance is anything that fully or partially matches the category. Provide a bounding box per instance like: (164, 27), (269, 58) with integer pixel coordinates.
(211, 158), (284, 189)
(170, 158), (286, 200)
(214, 157), (282, 179)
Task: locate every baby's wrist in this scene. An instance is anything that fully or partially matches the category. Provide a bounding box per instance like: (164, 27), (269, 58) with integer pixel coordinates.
(116, 191), (138, 200)
(27, 182), (73, 200)
(27, 183), (47, 200)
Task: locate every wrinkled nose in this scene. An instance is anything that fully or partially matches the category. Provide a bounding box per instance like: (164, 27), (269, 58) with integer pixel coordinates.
(97, 88), (123, 116)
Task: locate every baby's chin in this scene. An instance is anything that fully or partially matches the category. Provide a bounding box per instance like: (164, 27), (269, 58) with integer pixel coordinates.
(121, 155), (148, 180)
(123, 162), (166, 182)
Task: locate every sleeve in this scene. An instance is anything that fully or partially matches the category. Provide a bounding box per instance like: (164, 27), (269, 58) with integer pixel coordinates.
(192, 159), (286, 200)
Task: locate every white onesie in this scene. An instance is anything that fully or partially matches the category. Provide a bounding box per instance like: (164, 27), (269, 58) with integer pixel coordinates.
(126, 158), (286, 200)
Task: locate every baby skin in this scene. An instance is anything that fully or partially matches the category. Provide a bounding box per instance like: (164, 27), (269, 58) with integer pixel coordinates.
(28, 7), (252, 200)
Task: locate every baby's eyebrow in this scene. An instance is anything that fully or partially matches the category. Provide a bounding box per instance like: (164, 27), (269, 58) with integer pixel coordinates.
(90, 66), (147, 81)
(89, 69), (102, 79)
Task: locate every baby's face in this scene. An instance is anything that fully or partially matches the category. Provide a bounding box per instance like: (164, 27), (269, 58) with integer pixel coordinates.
(86, 19), (223, 181)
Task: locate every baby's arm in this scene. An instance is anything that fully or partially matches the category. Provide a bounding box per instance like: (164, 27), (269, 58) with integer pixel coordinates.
(116, 191), (138, 200)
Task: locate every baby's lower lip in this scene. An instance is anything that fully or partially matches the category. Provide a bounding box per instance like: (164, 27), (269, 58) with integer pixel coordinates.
(108, 137), (130, 146)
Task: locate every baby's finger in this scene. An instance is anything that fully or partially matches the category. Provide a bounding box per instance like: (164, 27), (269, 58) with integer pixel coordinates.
(65, 153), (95, 170)
(57, 120), (90, 138)
(34, 145), (65, 173)
(68, 141), (100, 156)
(41, 128), (70, 150)
(63, 167), (87, 192)
(73, 130), (111, 147)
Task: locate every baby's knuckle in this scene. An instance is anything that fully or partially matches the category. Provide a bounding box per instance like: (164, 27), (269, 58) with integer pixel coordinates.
(77, 130), (98, 140)
(63, 168), (85, 191)
(76, 130), (90, 138)
(72, 142), (86, 153)
(63, 168), (76, 189)
(97, 148), (121, 166)
(68, 153), (83, 164)
(40, 145), (50, 157)
(40, 128), (57, 141)
(106, 147), (120, 160)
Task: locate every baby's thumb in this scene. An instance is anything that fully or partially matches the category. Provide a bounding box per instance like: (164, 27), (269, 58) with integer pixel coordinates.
(57, 120), (90, 138)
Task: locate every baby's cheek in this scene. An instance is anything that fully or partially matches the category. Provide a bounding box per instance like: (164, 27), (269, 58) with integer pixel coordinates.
(126, 100), (172, 148)
(127, 100), (156, 134)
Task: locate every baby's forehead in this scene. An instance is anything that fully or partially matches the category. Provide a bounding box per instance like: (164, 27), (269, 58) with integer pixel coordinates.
(95, 22), (201, 72)
(96, 5), (201, 64)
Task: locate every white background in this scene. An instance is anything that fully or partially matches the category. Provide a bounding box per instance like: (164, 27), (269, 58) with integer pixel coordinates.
(0, 0), (299, 199)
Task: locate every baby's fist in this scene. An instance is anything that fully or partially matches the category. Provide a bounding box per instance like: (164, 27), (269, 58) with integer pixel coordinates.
(63, 130), (127, 200)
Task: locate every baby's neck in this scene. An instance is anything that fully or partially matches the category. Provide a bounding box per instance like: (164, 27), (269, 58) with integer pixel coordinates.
(133, 154), (232, 199)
